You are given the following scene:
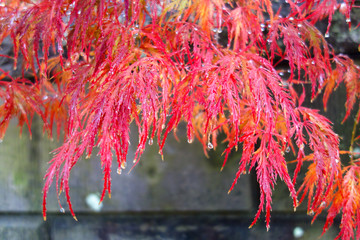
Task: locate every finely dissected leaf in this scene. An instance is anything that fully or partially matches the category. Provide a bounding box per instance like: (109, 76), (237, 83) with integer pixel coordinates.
(332, 55), (360, 123)
(0, 1), (359, 239)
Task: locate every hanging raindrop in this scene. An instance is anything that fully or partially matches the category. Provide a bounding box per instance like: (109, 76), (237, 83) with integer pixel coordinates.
(60, 208), (65, 213)
(117, 167), (122, 174)
(285, 146), (291, 153)
(148, 138), (153, 145)
(207, 142), (214, 149)
(121, 161), (126, 169)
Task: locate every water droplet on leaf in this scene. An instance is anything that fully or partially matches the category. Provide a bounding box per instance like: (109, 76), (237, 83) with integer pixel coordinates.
(297, 23), (302, 27)
(121, 161), (126, 169)
(308, 210), (314, 216)
(320, 201), (326, 208)
(289, 17), (294, 21)
(285, 146), (291, 153)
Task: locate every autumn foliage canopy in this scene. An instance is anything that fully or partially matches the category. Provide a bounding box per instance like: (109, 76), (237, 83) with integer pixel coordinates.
(1, 0), (360, 239)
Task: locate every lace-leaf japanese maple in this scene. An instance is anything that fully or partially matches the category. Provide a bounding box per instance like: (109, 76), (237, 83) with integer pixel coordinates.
(0, 1), (360, 239)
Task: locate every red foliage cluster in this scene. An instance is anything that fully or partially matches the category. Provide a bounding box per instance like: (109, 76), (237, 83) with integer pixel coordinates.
(0, 0), (360, 239)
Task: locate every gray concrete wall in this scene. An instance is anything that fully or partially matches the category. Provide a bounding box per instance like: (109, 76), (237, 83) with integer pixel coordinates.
(0, 118), (340, 239)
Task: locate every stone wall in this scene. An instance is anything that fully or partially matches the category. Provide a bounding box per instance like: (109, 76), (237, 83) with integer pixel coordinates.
(0, 117), (341, 239)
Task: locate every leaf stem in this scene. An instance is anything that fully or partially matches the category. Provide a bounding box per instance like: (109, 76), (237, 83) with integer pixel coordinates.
(349, 109), (360, 163)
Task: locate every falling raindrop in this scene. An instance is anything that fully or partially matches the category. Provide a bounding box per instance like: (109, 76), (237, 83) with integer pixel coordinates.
(207, 142), (214, 149)
(60, 208), (65, 213)
(148, 138), (153, 145)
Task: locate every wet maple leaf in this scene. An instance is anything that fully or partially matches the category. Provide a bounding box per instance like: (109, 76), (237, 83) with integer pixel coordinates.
(0, 0), (359, 239)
